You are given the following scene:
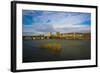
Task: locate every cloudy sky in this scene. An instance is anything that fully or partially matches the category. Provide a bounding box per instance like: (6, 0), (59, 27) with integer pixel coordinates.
(22, 10), (91, 36)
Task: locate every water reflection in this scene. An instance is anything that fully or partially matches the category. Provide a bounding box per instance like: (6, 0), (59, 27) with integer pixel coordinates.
(23, 39), (91, 62)
(40, 43), (61, 56)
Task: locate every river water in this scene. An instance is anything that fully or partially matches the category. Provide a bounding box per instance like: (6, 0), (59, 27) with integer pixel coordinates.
(23, 39), (91, 63)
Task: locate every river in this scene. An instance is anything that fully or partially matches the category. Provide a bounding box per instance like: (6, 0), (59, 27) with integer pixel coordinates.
(23, 39), (91, 63)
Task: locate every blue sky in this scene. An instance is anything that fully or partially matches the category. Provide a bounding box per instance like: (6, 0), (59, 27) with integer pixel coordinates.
(22, 10), (91, 36)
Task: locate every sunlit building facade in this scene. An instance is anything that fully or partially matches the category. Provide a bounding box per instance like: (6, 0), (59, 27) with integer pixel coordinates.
(23, 32), (91, 40)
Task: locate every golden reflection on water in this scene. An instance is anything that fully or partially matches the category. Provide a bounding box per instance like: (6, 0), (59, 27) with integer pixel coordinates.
(40, 43), (61, 55)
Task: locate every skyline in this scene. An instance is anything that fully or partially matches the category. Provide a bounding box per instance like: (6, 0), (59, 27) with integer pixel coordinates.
(22, 10), (91, 36)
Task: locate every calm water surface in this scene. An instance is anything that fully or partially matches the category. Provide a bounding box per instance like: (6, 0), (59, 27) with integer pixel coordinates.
(23, 39), (91, 63)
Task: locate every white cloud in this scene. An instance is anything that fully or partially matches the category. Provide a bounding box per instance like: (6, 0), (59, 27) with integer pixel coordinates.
(23, 10), (91, 35)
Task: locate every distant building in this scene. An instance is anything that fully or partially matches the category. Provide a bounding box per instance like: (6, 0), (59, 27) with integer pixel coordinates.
(46, 32), (52, 39)
(60, 33), (84, 39)
(48, 32), (52, 37)
(56, 32), (61, 38)
(23, 32), (91, 40)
